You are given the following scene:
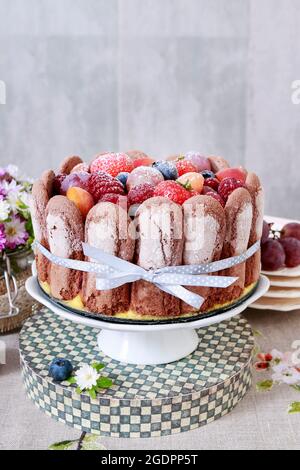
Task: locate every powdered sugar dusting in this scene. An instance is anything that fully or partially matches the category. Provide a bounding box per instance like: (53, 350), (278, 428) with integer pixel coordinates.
(184, 214), (219, 264)
(47, 214), (73, 258)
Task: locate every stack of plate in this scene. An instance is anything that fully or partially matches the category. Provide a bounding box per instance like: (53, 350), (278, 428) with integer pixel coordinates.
(251, 216), (300, 312)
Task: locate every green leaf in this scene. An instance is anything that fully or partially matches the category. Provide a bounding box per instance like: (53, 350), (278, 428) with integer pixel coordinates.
(49, 440), (76, 451)
(256, 379), (274, 392)
(288, 402), (300, 414)
(291, 385), (300, 392)
(88, 388), (97, 399)
(66, 376), (76, 385)
(81, 435), (107, 451)
(75, 387), (82, 395)
(253, 329), (264, 338)
(97, 377), (113, 389)
(91, 362), (105, 372)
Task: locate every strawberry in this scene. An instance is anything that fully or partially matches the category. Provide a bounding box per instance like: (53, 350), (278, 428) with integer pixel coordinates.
(218, 177), (245, 202)
(90, 152), (134, 177)
(88, 171), (125, 202)
(154, 181), (194, 205)
(128, 183), (155, 206)
(205, 191), (225, 207)
(100, 193), (128, 208)
(175, 159), (197, 176)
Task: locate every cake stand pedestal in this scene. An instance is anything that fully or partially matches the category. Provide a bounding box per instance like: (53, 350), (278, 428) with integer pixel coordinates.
(20, 309), (254, 438)
(25, 275), (269, 365)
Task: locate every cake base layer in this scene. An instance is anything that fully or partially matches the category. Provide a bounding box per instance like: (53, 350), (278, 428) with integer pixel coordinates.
(20, 309), (253, 437)
(38, 279), (258, 324)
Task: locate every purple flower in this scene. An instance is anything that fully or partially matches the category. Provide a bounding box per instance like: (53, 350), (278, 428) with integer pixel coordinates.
(4, 215), (28, 250)
(0, 224), (6, 252)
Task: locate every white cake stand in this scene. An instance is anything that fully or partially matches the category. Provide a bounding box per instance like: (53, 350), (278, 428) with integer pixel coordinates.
(26, 275), (269, 365)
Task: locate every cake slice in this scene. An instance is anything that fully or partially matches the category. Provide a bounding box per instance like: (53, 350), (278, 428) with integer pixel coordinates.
(46, 196), (84, 300)
(216, 188), (253, 304)
(245, 173), (264, 287)
(208, 156), (230, 173)
(82, 202), (135, 315)
(31, 179), (51, 282)
(181, 195), (226, 314)
(130, 197), (183, 317)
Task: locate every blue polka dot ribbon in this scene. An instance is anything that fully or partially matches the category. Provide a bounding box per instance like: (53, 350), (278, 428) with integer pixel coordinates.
(33, 240), (260, 310)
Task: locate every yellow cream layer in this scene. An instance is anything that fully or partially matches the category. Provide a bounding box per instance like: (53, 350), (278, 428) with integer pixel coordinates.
(39, 281), (256, 320)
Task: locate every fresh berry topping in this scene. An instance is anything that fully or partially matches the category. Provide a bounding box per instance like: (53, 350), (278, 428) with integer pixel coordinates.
(218, 177), (245, 202)
(128, 183), (155, 206)
(152, 161), (178, 180)
(49, 358), (73, 382)
(100, 193), (128, 208)
(71, 162), (90, 174)
(53, 174), (66, 195)
(60, 172), (91, 195)
(88, 172), (124, 202)
(279, 237), (300, 268)
(133, 157), (154, 168)
(216, 167), (247, 183)
(202, 185), (217, 195)
(116, 172), (129, 188)
(201, 170), (215, 179)
(184, 152), (212, 172)
(204, 177), (219, 191)
(177, 172), (204, 193)
(261, 239), (286, 271)
(204, 191), (225, 208)
(175, 159), (197, 176)
(66, 187), (94, 218)
(126, 166), (164, 191)
(154, 181), (194, 205)
(90, 152), (134, 177)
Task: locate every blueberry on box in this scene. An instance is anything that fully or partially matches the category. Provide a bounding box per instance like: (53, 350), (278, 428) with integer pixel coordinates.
(49, 358), (73, 382)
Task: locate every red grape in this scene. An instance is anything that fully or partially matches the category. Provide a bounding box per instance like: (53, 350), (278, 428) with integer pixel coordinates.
(261, 239), (286, 271)
(60, 172), (91, 195)
(279, 237), (300, 268)
(281, 223), (300, 241)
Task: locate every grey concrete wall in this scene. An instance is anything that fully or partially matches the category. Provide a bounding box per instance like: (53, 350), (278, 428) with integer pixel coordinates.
(0, 0), (299, 217)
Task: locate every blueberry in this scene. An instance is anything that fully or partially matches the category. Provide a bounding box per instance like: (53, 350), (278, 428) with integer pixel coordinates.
(116, 172), (129, 188)
(49, 358), (73, 382)
(201, 170), (215, 179)
(152, 161), (178, 180)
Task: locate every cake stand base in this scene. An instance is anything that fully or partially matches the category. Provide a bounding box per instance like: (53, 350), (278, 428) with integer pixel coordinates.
(20, 309), (254, 438)
(98, 328), (199, 365)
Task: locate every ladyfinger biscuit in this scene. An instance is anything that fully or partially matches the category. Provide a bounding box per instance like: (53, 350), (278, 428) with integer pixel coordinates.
(181, 195), (226, 314)
(130, 197), (183, 317)
(217, 188), (253, 304)
(82, 202), (135, 315)
(31, 179), (51, 283)
(208, 156), (230, 173)
(41, 169), (55, 198)
(59, 155), (83, 175)
(245, 172), (264, 287)
(46, 196), (84, 300)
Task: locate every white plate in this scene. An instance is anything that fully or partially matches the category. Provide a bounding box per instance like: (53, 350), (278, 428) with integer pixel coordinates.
(251, 296), (300, 312)
(267, 275), (300, 288)
(262, 215), (300, 277)
(264, 286), (300, 299)
(26, 275), (269, 365)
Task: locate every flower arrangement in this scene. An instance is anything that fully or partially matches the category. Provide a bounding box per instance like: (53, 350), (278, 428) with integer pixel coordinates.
(0, 165), (33, 255)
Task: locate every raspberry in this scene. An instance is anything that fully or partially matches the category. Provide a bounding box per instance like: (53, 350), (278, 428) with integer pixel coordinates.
(128, 183), (155, 206)
(218, 177), (245, 202)
(90, 152), (134, 177)
(100, 193), (128, 208)
(205, 177), (219, 191)
(205, 191), (225, 208)
(154, 181), (193, 205)
(175, 159), (197, 176)
(53, 174), (66, 195)
(88, 172), (124, 202)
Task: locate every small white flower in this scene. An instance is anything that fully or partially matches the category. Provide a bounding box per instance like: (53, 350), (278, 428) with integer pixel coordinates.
(75, 364), (99, 390)
(272, 364), (300, 385)
(0, 199), (10, 221)
(5, 165), (19, 178)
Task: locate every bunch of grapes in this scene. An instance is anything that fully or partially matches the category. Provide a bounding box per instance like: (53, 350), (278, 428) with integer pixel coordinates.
(261, 221), (300, 271)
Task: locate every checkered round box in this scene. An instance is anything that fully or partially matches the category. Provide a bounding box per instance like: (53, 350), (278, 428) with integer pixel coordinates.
(20, 309), (254, 438)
